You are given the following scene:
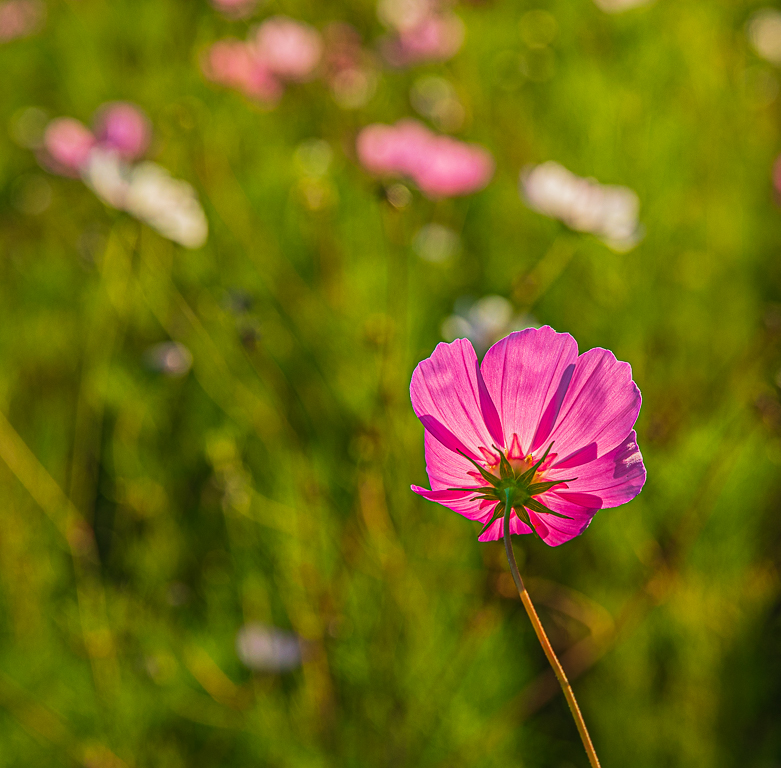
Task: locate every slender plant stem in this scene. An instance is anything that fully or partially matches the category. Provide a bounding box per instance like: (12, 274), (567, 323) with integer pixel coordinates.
(502, 492), (602, 768)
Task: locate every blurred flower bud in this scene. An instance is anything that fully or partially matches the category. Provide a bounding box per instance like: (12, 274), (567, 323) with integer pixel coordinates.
(42, 117), (95, 177)
(748, 9), (781, 65)
(202, 39), (284, 104)
(145, 342), (193, 377)
(94, 102), (151, 161)
(441, 295), (538, 354)
(253, 16), (323, 81)
(236, 623), (303, 672)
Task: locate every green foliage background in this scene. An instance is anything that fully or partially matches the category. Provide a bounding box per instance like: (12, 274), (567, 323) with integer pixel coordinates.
(1, 0), (781, 766)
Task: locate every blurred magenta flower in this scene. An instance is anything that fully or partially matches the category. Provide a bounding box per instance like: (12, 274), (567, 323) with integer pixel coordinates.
(356, 119), (493, 197)
(94, 102), (151, 161)
(410, 326), (645, 546)
(203, 39), (284, 104)
(252, 16), (323, 82)
(42, 117), (95, 177)
(0, 0), (45, 42)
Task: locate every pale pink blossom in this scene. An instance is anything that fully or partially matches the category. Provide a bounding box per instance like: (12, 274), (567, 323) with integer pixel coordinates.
(383, 12), (465, 67)
(0, 0), (44, 42)
(253, 16), (323, 82)
(94, 102), (151, 161)
(202, 39), (283, 103)
(410, 327), (645, 546)
(356, 119), (493, 198)
(42, 117), (95, 176)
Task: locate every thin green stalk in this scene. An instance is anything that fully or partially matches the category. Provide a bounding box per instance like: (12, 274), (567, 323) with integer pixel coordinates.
(502, 491), (602, 768)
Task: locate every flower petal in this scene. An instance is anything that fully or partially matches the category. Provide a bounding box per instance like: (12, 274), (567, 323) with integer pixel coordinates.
(477, 509), (533, 541)
(421, 430), (482, 490)
(411, 486), (489, 520)
(547, 430), (646, 508)
(545, 346), (641, 460)
(411, 338), (504, 460)
(530, 493), (599, 546)
(480, 326), (579, 455)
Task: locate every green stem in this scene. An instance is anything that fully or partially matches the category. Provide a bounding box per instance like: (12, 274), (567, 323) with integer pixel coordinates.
(502, 491), (602, 768)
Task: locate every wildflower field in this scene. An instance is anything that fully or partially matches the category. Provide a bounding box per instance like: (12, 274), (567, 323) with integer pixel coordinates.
(2, 0), (781, 766)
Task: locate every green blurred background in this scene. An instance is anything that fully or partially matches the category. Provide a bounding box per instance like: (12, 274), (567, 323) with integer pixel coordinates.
(2, 0), (781, 766)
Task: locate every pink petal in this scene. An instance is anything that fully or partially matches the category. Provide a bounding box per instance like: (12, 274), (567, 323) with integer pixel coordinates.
(530, 494), (599, 546)
(480, 326), (579, 456)
(545, 346), (641, 460)
(411, 486), (487, 520)
(410, 338), (504, 461)
(477, 510), (533, 542)
(422, 430), (481, 491)
(547, 430), (645, 508)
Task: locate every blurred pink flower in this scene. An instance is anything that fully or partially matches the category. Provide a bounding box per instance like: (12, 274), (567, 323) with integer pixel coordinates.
(94, 102), (151, 161)
(0, 0), (45, 42)
(42, 117), (95, 176)
(253, 16), (323, 82)
(356, 119), (493, 197)
(383, 12), (465, 66)
(202, 39), (284, 103)
(210, 0), (258, 19)
(410, 326), (645, 546)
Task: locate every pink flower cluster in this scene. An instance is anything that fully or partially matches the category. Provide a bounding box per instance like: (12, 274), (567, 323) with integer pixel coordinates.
(203, 16), (323, 105)
(356, 119), (494, 198)
(378, 0), (464, 67)
(41, 102), (151, 178)
(37, 104), (208, 249)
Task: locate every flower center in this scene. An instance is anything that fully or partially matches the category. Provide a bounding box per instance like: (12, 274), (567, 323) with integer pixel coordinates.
(449, 443), (576, 537)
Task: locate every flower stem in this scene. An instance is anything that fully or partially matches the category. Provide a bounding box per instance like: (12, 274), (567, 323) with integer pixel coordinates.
(502, 492), (602, 768)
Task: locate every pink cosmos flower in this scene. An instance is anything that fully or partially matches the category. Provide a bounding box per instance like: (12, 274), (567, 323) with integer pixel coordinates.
(252, 16), (323, 82)
(42, 117), (95, 176)
(356, 119), (494, 198)
(410, 326), (645, 546)
(94, 102), (151, 161)
(202, 39), (284, 104)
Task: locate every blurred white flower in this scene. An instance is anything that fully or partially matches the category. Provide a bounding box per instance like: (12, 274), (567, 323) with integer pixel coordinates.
(82, 150), (208, 249)
(521, 161), (643, 252)
(125, 163), (208, 249)
(82, 147), (131, 208)
(236, 623), (303, 672)
(748, 8), (781, 65)
(441, 295), (537, 354)
(592, 0), (653, 13)
(145, 342), (193, 377)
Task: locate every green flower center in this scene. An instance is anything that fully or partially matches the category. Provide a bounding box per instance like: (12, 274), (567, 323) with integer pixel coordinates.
(450, 443), (576, 537)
